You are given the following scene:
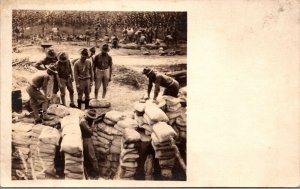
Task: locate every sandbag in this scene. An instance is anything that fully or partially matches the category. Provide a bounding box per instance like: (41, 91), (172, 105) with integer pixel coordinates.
(97, 136), (111, 145)
(107, 154), (120, 162)
(152, 122), (177, 143)
(97, 122), (123, 135)
(140, 132), (152, 142)
(47, 104), (70, 118)
(38, 127), (60, 145)
(176, 113), (186, 126)
(103, 118), (116, 126)
(162, 95), (181, 106)
(119, 169), (136, 178)
(110, 145), (121, 154)
(32, 124), (46, 134)
(12, 122), (33, 133)
(112, 138), (122, 147)
(145, 103), (169, 122)
(61, 134), (83, 154)
(96, 146), (110, 154)
(61, 115), (80, 129)
(166, 102), (182, 112)
(37, 142), (56, 150)
(114, 124), (124, 133)
(65, 153), (83, 162)
(134, 102), (146, 112)
(104, 110), (126, 123)
(65, 164), (84, 173)
(141, 124), (153, 133)
(122, 153), (139, 162)
(123, 128), (141, 143)
(120, 161), (138, 168)
(89, 99), (111, 108)
(117, 118), (138, 129)
(120, 148), (138, 157)
(143, 113), (156, 125)
(98, 131), (114, 141)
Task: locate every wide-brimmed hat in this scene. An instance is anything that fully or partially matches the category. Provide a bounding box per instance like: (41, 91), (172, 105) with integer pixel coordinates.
(85, 109), (97, 119)
(101, 43), (110, 52)
(46, 49), (57, 59)
(142, 67), (153, 76)
(47, 65), (58, 74)
(89, 47), (96, 54)
(57, 52), (69, 63)
(80, 48), (90, 58)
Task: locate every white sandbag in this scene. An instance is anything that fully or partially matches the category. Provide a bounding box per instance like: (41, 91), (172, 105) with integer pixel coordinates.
(134, 102), (146, 112)
(145, 98), (166, 109)
(152, 122), (177, 143)
(103, 118), (116, 126)
(143, 113), (156, 125)
(61, 120), (81, 136)
(38, 127), (60, 145)
(162, 95), (181, 106)
(32, 124), (47, 134)
(117, 118), (138, 129)
(89, 99), (111, 108)
(145, 103), (169, 122)
(60, 134), (83, 154)
(141, 124), (153, 133)
(176, 113), (187, 126)
(165, 107), (186, 119)
(12, 122), (33, 133)
(47, 104), (70, 118)
(123, 128), (141, 142)
(68, 108), (84, 118)
(166, 102), (182, 112)
(105, 110), (126, 122)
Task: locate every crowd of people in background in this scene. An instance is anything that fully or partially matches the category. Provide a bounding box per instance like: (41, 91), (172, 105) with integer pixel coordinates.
(12, 10), (187, 46)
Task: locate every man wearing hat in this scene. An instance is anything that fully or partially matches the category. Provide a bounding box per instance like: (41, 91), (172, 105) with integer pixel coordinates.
(79, 109), (99, 179)
(142, 67), (180, 103)
(92, 43), (113, 99)
(56, 52), (76, 108)
(74, 48), (94, 109)
(34, 48), (58, 70)
(26, 65), (57, 123)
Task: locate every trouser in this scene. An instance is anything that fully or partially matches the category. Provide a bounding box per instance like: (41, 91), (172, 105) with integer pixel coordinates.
(26, 85), (48, 120)
(59, 77), (74, 105)
(76, 79), (91, 101)
(94, 68), (109, 99)
(83, 138), (99, 177)
(163, 80), (180, 97)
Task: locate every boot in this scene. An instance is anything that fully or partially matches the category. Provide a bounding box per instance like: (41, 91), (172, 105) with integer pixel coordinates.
(61, 95), (66, 106)
(70, 94), (77, 108)
(85, 99), (90, 109)
(77, 99), (82, 109)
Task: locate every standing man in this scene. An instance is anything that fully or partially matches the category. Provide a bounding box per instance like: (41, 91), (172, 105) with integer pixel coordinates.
(93, 44), (112, 99)
(26, 65), (57, 124)
(80, 109), (99, 179)
(74, 48), (94, 109)
(142, 67), (180, 103)
(56, 52), (76, 108)
(34, 48), (57, 70)
(85, 27), (91, 47)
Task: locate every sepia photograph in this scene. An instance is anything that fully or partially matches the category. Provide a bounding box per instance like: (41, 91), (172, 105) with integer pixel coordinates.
(2, 0), (299, 187)
(11, 10), (187, 181)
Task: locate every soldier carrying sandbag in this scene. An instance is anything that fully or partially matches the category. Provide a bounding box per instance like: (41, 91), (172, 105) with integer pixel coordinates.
(142, 67), (180, 103)
(26, 65), (57, 124)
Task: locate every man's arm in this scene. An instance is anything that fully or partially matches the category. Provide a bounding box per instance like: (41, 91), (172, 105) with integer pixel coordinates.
(153, 75), (162, 100)
(80, 120), (93, 136)
(41, 75), (49, 96)
(73, 62), (79, 86)
(109, 56), (113, 81)
(89, 61), (94, 83)
(147, 79), (153, 99)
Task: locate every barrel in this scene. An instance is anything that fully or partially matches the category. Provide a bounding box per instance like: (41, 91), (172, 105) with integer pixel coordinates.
(12, 90), (22, 113)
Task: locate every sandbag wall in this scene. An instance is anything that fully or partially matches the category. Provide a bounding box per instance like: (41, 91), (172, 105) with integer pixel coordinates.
(60, 114), (84, 180)
(12, 123), (33, 180)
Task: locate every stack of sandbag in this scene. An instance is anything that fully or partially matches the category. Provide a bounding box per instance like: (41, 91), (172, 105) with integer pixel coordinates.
(47, 104), (70, 118)
(104, 110), (126, 127)
(151, 122), (178, 180)
(60, 115), (84, 180)
(92, 119), (123, 179)
(11, 123), (33, 180)
(89, 99), (111, 108)
(29, 124), (53, 179)
(118, 128), (141, 180)
(162, 95), (187, 140)
(33, 127), (60, 179)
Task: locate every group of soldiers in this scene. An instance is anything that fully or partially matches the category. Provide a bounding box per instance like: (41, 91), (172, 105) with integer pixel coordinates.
(28, 44), (112, 124)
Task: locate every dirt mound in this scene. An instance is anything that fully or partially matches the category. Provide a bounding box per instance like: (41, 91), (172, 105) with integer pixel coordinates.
(112, 65), (147, 89)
